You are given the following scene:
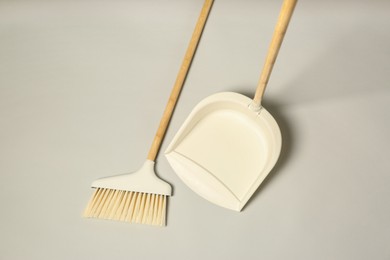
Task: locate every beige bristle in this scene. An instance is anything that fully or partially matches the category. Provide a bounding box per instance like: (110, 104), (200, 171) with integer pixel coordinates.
(83, 188), (167, 226)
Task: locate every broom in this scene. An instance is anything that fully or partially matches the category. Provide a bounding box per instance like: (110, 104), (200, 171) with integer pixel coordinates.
(83, 0), (214, 226)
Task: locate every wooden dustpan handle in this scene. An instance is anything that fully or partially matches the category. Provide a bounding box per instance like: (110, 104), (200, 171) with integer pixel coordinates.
(147, 0), (214, 161)
(253, 0), (297, 106)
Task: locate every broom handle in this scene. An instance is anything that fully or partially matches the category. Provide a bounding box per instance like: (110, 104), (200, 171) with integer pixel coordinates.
(147, 0), (213, 161)
(253, 0), (297, 106)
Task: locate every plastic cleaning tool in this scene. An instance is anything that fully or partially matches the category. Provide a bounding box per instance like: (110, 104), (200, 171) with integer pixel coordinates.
(83, 0), (214, 226)
(165, 0), (297, 211)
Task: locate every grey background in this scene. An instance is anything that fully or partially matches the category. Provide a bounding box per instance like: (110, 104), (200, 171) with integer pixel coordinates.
(1, 0), (389, 259)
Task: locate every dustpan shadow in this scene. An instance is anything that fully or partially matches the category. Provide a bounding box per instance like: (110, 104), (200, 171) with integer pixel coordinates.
(226, 88), (295, 211)
(247, 100), (294, 208)
(226, 22), (390, 210)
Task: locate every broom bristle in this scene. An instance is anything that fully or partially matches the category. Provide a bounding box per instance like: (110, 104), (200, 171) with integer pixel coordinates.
(83, 188), (167, 226)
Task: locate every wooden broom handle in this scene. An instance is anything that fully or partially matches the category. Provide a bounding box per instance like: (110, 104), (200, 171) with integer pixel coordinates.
(147, 0), (213, 161)
(253, 0), (297, 106)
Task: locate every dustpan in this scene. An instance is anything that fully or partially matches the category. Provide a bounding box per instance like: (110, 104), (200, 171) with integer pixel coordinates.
(165, 0), (296, 211)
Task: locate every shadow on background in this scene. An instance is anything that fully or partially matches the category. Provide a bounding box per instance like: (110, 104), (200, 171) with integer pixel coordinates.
(228, 88), (295, 211)
(228, 21), (390, 210)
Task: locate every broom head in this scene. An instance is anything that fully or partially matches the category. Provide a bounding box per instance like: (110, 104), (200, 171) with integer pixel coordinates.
(83, 160), (172, 226)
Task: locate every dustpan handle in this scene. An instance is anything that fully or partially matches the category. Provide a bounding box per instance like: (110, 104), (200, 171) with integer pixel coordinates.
(253, 0), (297, 106)
(147, 0), (214, 161)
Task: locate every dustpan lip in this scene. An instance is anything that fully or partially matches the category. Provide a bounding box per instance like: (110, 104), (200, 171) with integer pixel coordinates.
(166, 91), (282, 153)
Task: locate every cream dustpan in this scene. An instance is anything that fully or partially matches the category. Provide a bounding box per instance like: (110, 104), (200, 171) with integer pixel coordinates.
(165, 0), (297, 211)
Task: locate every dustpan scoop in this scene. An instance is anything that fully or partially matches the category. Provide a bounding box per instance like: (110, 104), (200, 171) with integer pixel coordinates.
(165, 0), (297, 211)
